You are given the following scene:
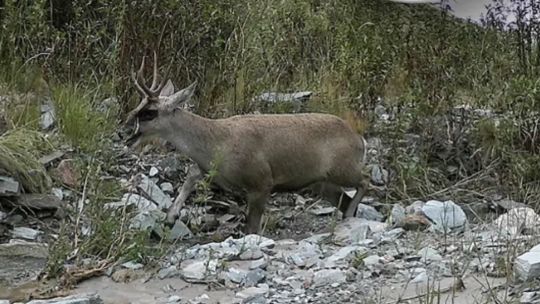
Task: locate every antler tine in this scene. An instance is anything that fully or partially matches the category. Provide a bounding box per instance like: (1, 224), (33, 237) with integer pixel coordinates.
(135, 55), (160, 98)
(150, 51), (160, 91)
(154, 59), (172, 93)
(131, 70), (148, 97)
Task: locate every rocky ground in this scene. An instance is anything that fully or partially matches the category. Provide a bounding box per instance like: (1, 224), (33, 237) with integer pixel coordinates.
(1, 97), (540, 304)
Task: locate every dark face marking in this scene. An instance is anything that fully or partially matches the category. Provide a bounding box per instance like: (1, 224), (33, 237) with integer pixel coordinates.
(138, 108), (159, 122)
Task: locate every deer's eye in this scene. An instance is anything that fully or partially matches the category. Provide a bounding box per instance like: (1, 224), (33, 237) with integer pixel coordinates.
(138, 109), (158, 122)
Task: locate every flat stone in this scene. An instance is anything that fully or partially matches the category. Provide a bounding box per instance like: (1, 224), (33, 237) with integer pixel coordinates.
(168, 219), (193, 241)
(325, 246), (367, 266)
(312, 269), (346, 287)
(38, 150), (65, 165)
(417, 247), (442, 263)
(0, 240), (48, 286)
(105, 193), (157, 211)
(39, 102), (55, 130)
(239, 248), (264, 260)
(227, 267), (247, 284)
(158, 265), (179, 279)
(310, 206), (336, 216)
(515, 245), (540, 281)
(405, 201), (425, 215)
(0, 175), (19, 196)
(421, 200), (467, 233)
(180, 259), (219, 281)
(332, 218), (370, 245)
(129, 209), (166, 236)
(26, 293), (103, 304)
(494, 207), (540, 237)
(390, 204), (406, 225)
(236, 285), (269, 301)
(250, 258), (268, 270)
(245, 269), (266, 287)
(370, 164), (388, 185)
(149, 166), (159, 177)
(363, 255), (380, 267)
(160, 182), (174, 193)
(356, 204), (384, 221)
(136, 174), (172, 209)
(11, 227), (43, 241)
(15, 193), (63, 211)
(121, 261), (144, 270)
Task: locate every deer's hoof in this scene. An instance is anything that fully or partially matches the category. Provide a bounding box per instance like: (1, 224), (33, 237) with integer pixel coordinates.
(165, 210), (178, 225)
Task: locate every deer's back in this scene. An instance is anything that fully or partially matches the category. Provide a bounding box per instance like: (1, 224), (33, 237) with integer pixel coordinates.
(214, 113), (365, 190)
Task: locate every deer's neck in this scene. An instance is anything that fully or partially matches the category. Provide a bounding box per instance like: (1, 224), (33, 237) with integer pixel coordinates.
(161, 110), (226, 172)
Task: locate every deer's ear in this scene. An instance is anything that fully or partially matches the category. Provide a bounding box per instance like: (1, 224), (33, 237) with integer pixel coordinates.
(164, 81), (197, 111)
(159, 79), (175, 97)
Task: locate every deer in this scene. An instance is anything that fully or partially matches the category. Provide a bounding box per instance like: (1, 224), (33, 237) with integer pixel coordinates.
(123, 53), (369, 234)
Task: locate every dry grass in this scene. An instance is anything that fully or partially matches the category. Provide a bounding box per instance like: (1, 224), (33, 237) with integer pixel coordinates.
(0, 128), (53, 193)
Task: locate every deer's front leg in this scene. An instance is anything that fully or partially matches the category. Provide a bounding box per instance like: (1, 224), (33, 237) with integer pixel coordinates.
(245, 190), (270, 234)
(166, 164), (203, 224)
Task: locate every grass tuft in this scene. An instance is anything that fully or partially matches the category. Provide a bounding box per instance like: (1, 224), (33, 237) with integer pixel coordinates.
(0, 129), (53, 193)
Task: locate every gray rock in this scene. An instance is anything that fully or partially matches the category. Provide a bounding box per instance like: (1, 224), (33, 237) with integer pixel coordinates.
(121, 261), (144, 270)
(411, 270), (428, 284)
(0, 175), (19, 196)
(239, 248), (264, 260)
(97, 97), (119, 116)
(325, 246), (367, 266)
(356, 204), (384, 221)
(39, 102), (55, 130)
(236, 284), (269, 302)
(38, 150), (65, 165)
(227, 267), (247, 283)
(312, 269), (346, 287)
(405, 200), (425, 215)
(310, 206), (337, 216)
(0, 240), (48, 285)
(421, 200), (467, 233)
(180, 259), (219, 281)
(390, 204), (406, 225)
(520, 291), (540, 304)
(129, 209), (166, 235)
(149, 166), (159, 177)
(381, 228), (405, 243)
(332, 218), (370, 245)
(363, 255), (380, 267)
(11, 227), (43, 241)
(417, 247), (442, 263)
(515, 244), (540, 281)
(494, 207), (540, 237)
(136, 174), (172, 209)
(245, 269), (266, 287)
(105, 193), (157, 211)
(167, 295), (182, 303)
(168, 219), (193, 241)
(370, 165), (388, 185)
(160, 182), (174, 193)
(183, 235), (274, 261)
(158, 265), (179, 279)
(26, 293), (103, 304)
(250, 258), (268, 270)
(0, 211), (6, 221)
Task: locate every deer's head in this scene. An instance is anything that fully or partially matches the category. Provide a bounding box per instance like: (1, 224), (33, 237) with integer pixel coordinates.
(123, 53), (197, 148)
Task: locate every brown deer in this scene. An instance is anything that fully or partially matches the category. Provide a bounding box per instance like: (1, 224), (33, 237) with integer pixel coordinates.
(123, 54), (368, 234)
